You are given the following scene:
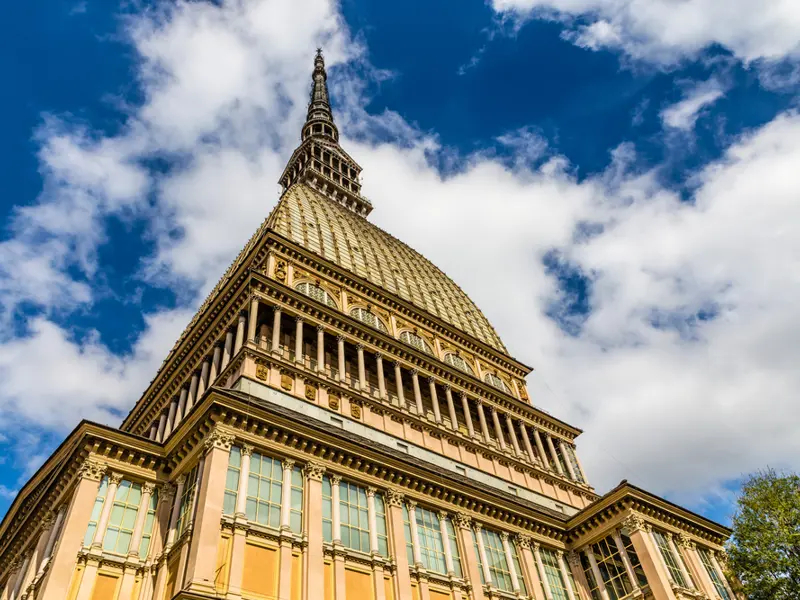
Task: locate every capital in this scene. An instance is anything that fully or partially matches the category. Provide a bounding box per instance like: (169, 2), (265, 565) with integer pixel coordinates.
(337, 334), (345, 343)
(677, 533), (695, 549)
(316, 324), (325, 332)
(499, 531), (509, 542)
(108, 472), (124, 486)
(515, 534), (532, 549)
(385, 488), (405, 507)
(204, 425), (235, 452)
(366, 487), (377, 498)
(282, 459), (296, 471)
(437, 510), (449, 521)
(240, 443), (254, 457)
(406, 499), (418, 510)
(567, 551), (582, 568)
(303, 462), (326, 481)
(622, 513), (647, 533)
(375, 353), (383, 360)
(40, 511), (57, 530)
(356, 343), (364, 351)
(410, 369), (419, 376)
(453, 512), (472, 529)
(330, 474), (342, 485)
(78, 457), (106, 482)
(142, 482), (157, 496)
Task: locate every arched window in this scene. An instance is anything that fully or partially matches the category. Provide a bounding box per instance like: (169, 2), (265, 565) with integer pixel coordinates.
(484, 372), (512, 394)
(444, 353), (474, 375)
(295, 281), (337, 308)
(399, 330), (432, 355)
(350, 307), (388, 333)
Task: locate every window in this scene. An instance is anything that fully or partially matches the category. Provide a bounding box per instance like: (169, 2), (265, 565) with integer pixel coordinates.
(444, 353), (474, 374)
(621, 533), (648, 587)
(591, 536), (634, 600)
(540, 547), (571, 600)
(83, 477), (109, 547)
(350, 307), (388, 333)
(414, 507), (447, 574)
(138, 488), (159, 558)
(472, 529), (486, 585)
(580, 552), (603, 600)
(403, 505), (415, 566)
(246, 453), (283, 528)
(399, 330), (432, 354)
(103, 480), (143, 554)
(289, 466), (304, 534)
(698, 548), (731, 600)
(652, 530), (688, 587)
(176, 465), (199, 537)
(295, 281), (337, 308)
(484, 372), (512, 394)
(443, 518), (463, 578)
(480, 528), (525, 594)
(340, 481), (370, 553)
(223, 446), (241, 516)
(375, 493), (389, 557)
(322, 477), (333, 542)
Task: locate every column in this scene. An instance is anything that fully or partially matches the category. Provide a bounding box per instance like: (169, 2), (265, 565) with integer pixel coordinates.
(235, 445), (253, 517)
(148, 484), (176, 600)
(175, 388), (188, 428)
(221, 330), (234, 371)
(11, 553), (32, 600)
(476, 400), (491, 443)
(546, 435), (565, 475)
(461, 395), (476, 438)
(567, 551), (593, 600)
(585, 548), (611, 600)
(164, 399), (178, 439)
(532, 428), (549, 470)
(156, 414), (167, 443)
(427, 378), (441, 423)
(276, 459), (294, 531)
(407, 501), (423, 567)
(92, 473), (122, 548)
(500, 533), (521, 593)
(258, 324), (269, 350)
(196, 359), (210, 399)
(247, 297), (259, 342)
(228, 445), (253, 599)
(337, 335), (346, 383)
(185, 373), (199, 413)
(37, 505), (67, 575)
(376, 354), (387, 399)
(357, 344), (367, 391)
(710, 552), (736, 600)
(455, 515), (485, 600)
(517, 536), (547, 600)
(534, 543), (555, 600)
(612, 530), (640, 594)
(560, 440), (577, 480)
(386, 490), (413, 600)
(474, 524), (493, 587)
(331, 476), (342, 543)
(148, 424), (157, 440)
(209, 346), (221, 383)
(127, 483), (155, 559)
(557, 551), (577, 600)
(624, 516), (676, 600)
(272, 307), (282, 353)
(295, 317), (304, 363)
(490, 408), (507, 451)
(394, 362), (405, 406)
(278, 461), (295, 600)
(367, 488), (379, 554)
(411, 370), (424, 415)
(438, 512), (455, 575)
(165, 476), (186, 549)
(519, 422), (537, 464)
(677, 537), (711, 598)
(445, 386), (458, 431)
(304, 463), (326, 593)
(506, 415), (523, 457)
(317, 326), (325, 372)
(234, 312), (246, 355)
(667, 533), (695, 588)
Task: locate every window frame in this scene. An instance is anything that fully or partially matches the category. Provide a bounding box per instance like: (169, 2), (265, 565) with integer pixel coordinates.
(102, 480), (143, 555)
(443, 352), (474, 375)
(652, 530), (688, 587)
(349, 306), (389, 333)
(484, 372), (512, 394)
(295, 281), (338, 308)
(399, 330), (433, 355)
(698, 547), (731, 600)
(245, 452), (284, 529)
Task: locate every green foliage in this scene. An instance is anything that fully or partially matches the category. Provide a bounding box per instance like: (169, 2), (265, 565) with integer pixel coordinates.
(728, 469), (800, 600)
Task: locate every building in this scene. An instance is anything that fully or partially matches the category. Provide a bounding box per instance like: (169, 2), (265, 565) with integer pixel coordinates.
(0, 51), (739, 600)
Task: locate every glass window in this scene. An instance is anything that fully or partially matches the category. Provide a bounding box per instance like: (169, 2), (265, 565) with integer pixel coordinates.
(414, 507), (447, 574)
(322, 476), (333, 543)
(290, 466), (304, 534)
(592, 536), (634, 600)
(223, 446), (241, 516)
(399, 331), (432, 354)
(138, 488), (159, 558)
(481, 528), (517, 593)
(621, 533), (648, 587)
(484, 372), (512, 394)
(350, 307), (388, 333)
(510, 539), (527, 594)
(403, 505), (415, 566)
(103, 480), (142, 554)
(471, 529), (485, 585)
(652, 530), (688, 587)
(340, 481), (370, 553)
(580, 551), (603, 600)
(83, 477), (109, 547)
(295, 281), (337, 308)
(444, 518), (463, 578)
(375, 493), (389, 557)
(176, 464), (199, 537)
(444, 353), (474, 375)
(698, 548), (731, 600)
(246, 453), (283, 529)
(540, 547), (570, 600)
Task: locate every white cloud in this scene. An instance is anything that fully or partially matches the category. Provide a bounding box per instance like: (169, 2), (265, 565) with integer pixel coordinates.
(1, 0), (799, 516)
(491, 0), (800, 65)
(660, 80), (726, 130)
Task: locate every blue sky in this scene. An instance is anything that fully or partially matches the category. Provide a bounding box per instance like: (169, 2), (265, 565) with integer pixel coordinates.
(1, 0), (799, 525)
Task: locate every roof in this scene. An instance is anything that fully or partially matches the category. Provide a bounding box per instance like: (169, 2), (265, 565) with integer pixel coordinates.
(268, 184), (507, 352)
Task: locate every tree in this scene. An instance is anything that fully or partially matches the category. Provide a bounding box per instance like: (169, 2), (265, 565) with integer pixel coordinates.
(728, 469), (800, 600)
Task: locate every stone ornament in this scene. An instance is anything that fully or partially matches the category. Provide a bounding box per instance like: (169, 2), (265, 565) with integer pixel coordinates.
(350, 402), (362, 419)
(305, 384), (317, 401)
(142, 482), (157, 496)
(303, 462), (326, 482)
(204, 425), (235, 452)
(677, 533), (696, 549)
(275, 260), (287, 283)
(385, 488), (405, 507)
(280, 373), (293, 391)
(515, 534), (532, 549)
(567, 551), (582, 569)
(108, 472), (124, 486)
(622, 513), (648, 533)
(256, 364), (269, 381)
(328, 395), (340, 411)
(78, 458), (106, 482)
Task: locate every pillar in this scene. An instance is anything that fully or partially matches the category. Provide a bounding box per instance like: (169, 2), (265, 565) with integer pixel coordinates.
(566, 551), (593, 600)
(546, 434), (565, 476)
(317, 326), (325, 373)
(519, 422), (537, 464)
(678, 537), (714, 599)
(557, 551), (577, 600)
(228, 445), (253, 599)
(438, 512), (454, 575)
(376, 354), (387, 399)
(386, 490), (413, 600)
(517, 536), (546, 600)
(476, 400), (491, 443)
(667, 533), (695, 588)
(461, 394), (475, 438)
(234, 312), (246, 355)
(624, 516), (677, 600)
(612, 530), (640, 594)
(506, 415), (522, 457)
(10, 553), (31, 600)
(490, 408), (507, 451)
(304, 463), (327, 595)
(585, 548), (610, 600)
(165, 475), (186, 549)
(163, 399), (177, 439)
(196, 359), (210, 399)
(295, 317), (304, 363)
(280, 459), (295, 530)
(357, 344), (367, 391)
(454, 514), (484, 600)
(337, 335), (346, 383)
(710, 551), (736, 600)
(248, 297), (259, 343)
(128, 483), (155, 559)
(445, 386), (458, 431)
(156, 413), (167, 443)
(560, 440), (577, 480)
(36, 505), (67, 576)
(221, 330), (234, 371)
(407, 501), (423, 567)
(411, 370), (424, 416)
(272, 307), (282, 353)
(331, 476), (342, 543)
(367, 488), (379, 554)
(428, 378), (441, 423)
(235, 445), (253, 517)
(500, 533), (521, 593)
(278, 460), (296, 600)
(92, 473), (122, 549)
(185, 373), (199, 413)
(394, 362), (405, 407)
(209, 345), (221, 383)
(532, 428), (549, 470)
(148, 424), (157, 440)
(474, 524), (493, 587)
(534, 543), (555, 600)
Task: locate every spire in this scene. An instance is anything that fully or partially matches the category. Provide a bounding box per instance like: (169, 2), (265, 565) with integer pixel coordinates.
(302, 49), (339, 144)
(279, 51), (372, 217)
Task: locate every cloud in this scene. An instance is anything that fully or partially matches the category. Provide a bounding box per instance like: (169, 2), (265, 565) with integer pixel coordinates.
(1, 0), (799, 519)
(491, 0), (800, 65)
(660, 79), (726, 130)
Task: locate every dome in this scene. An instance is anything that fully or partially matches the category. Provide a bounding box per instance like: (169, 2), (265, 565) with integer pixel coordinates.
(267, 184), (507, 352)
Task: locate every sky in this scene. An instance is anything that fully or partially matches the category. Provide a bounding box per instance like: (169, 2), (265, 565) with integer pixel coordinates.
(0, 0), (799, 526)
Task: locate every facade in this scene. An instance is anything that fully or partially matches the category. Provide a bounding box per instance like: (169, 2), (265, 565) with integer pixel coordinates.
(0, 51), (739, 600)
